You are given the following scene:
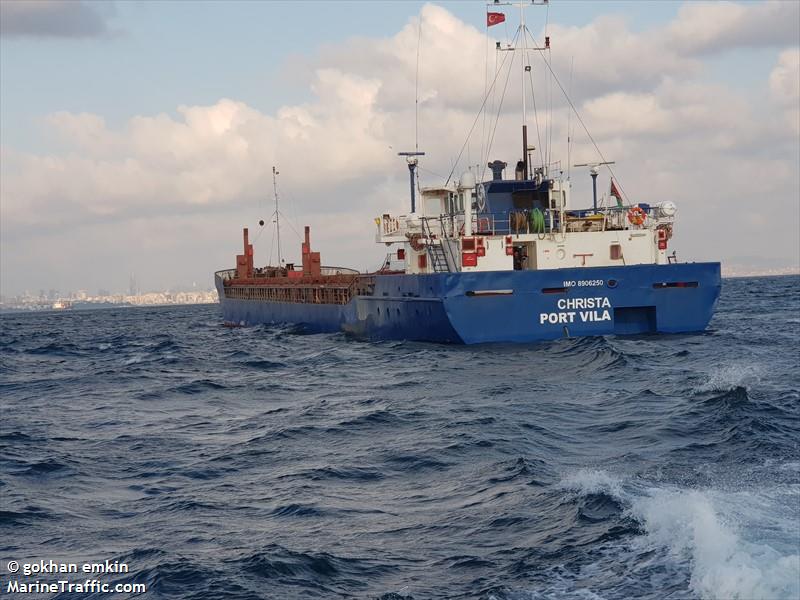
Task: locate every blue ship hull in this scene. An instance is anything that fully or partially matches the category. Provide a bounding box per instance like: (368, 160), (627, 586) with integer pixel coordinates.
(216, 262), (721, 344)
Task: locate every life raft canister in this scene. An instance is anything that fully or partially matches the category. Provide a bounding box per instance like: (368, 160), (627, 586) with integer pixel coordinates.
(627, 206), (647, 226)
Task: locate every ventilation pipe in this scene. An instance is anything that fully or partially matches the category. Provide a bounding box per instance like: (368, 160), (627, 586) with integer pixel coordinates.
(515, 160), (525, 180)
(488, 160), (507, 181)
(459, 171), (476, 237)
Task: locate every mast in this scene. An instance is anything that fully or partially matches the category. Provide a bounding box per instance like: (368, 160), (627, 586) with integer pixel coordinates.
(272, 166), (282, 265)
(520, 1), (528, 181)
(492, 0), (549, 180)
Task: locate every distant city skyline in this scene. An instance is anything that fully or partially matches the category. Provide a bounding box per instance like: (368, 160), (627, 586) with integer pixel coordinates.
(2, 280), (215, 301)
(1, 285), (218, 311)
(1, 1), (798, 296)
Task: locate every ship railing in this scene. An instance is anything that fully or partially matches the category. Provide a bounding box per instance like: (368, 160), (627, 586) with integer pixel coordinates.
(320, 266), (360, 276)
(466, 212), (551, 236)
(217, 267), (359, 281)
(474, 209), (658, 235)
(384, 208), (663, 239)
(603, 205), (672, 230)
(380, 214), (403, 235)
(215, 269), (237, 282)
(405, 206), (667, 239)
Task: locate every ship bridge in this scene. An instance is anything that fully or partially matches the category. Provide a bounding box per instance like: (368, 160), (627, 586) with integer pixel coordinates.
(375, 160), (677, 276)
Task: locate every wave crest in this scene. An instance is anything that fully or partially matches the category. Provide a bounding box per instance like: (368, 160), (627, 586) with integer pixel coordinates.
(696, 364), (764, 394)
(633, 489), (800, 600)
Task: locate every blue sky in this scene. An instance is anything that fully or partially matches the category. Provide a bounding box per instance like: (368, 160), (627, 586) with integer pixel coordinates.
(1, 1), (798, 295)
(1, 0), (741, 149)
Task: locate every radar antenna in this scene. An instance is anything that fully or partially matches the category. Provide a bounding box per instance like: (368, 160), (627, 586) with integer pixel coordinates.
(398, 151), (426, 213)
(573, 161), (615, 211)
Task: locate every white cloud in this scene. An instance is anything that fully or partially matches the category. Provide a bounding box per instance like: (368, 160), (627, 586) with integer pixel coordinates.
(666, 0), (800, 55)
(769, 48), (800, 136)
(317, 4), (493, 112)
(543, 16), (699, 100)
(581, 78), (753, 144)
(770, 48), (800, 104)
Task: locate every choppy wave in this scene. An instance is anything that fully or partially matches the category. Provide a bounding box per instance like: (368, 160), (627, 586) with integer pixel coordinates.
(1, 276), (798, 599)
(634, 488), (799, 600)
(558, 468), (800, 600)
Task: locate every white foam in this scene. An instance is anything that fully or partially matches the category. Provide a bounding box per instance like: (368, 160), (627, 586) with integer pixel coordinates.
(696, 363), (764, 393)
(631, 488), (800, 600)
(556, 469), (800, 599)
(489, 587), (606, 600)
(557, 468), (624, 499)
(778, 461), (800, 472)
(123, 354), (145, 365)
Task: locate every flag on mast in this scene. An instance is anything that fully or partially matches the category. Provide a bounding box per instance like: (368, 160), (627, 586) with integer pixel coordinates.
(610, 178), (623, 207)
(487, 12), (506, 27)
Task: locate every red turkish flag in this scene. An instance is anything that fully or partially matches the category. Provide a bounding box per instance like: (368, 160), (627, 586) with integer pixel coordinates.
(610, 178), (623, 206)
(487, 12), (506, 27)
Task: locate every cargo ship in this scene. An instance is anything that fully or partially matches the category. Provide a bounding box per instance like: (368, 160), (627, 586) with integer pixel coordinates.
(214, 4), (720, 344)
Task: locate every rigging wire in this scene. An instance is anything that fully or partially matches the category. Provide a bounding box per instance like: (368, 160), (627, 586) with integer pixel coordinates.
(546, 59), (552, 171)
(264, 168), (306, 267)
(487, 35), (499, 170)
(253, 222), (266, 244)
(545, 1), (553, 170)
(547, 56), (554, 171)
(412, 13), (426, 195)
(480, 9), (489, 178)
(252, 186), (269, 245)
(567, 55), (574, 180)
(530, 35), (631, 202)
(445, 29), (518, 186)
(285, 188), (304, 242)
(480, 32), (500, 176)
(251, 171), (270, 250)
(418, 165), (448, 180)
(267, 224), (275, 266)
(278, 209), (304, 242)
(415, 13), (422, 153)
(261, 206), (302, 266)
(484, 46), (517, 172)
(523, 32), (544, 169)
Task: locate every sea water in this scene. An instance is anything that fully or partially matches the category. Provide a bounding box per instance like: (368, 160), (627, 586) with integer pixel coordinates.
(1, 275), (798, 599)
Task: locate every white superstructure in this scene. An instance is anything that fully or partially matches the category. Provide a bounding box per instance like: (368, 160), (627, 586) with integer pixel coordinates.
(375, 171), (676, 275)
